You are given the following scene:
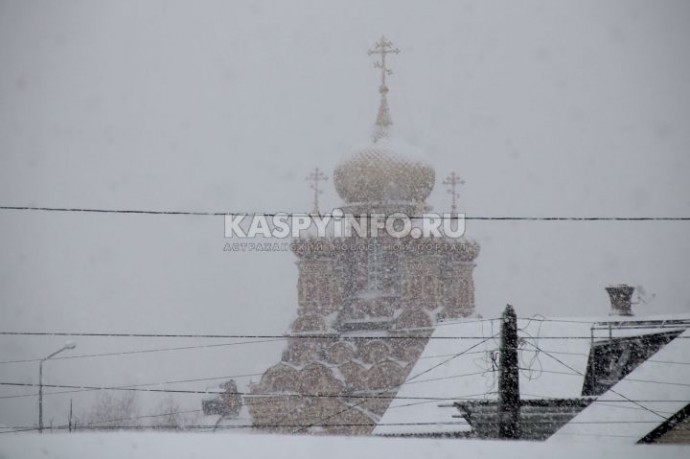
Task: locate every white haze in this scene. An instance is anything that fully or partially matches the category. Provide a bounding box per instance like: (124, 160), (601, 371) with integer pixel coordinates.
(0, 0), (689, 428)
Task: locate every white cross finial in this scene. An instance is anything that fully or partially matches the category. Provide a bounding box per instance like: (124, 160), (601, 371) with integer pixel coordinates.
(306, 167), (328, 215)
(368, 36), (400, 140)
(442, 172), (465, 213)
(368, 36), (400, 91)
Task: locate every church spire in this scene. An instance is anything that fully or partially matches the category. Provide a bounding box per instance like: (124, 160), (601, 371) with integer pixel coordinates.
(368, 36), (399, 142)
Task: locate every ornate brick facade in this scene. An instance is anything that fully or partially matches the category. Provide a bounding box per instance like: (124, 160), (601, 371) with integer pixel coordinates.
(246, 234), (479, 434)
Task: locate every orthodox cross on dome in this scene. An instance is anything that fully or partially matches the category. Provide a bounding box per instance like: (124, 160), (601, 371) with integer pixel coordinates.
(306, 167), (328, 215)
(368, 36), (399, 140)
(442, 172), (465, 213)
(368, 35), (399, 91)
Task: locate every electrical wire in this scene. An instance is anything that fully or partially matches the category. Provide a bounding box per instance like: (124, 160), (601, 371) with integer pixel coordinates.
(3, 205), (689, 221)
(0, 330), (504, 340)
(0, 339), (284, 365)
(523, 341), (670, 421)
(0, 380), (500, 402)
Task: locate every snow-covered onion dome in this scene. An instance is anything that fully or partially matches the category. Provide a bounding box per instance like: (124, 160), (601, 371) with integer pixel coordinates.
(333, 136), (435, 205)
(334, 68), (434, 207)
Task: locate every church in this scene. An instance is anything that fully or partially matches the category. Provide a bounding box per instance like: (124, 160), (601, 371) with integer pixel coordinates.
(243, 37), (481, 435)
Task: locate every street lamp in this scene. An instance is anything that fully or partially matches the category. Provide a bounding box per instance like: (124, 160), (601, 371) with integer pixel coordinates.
(38, 341), (76, 433)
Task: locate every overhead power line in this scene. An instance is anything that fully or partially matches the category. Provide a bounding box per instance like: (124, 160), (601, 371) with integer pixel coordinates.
(0, 372), (269, 400)
(3, 330), (643, 340)
(4, 362), (687, 402)
(0, 421), (461, 434)
(6, 330), (690, 340)
(524, 341), (670, 421)
(0, 317), (498, 344)
(518, 366), (690, 388)
(1, 205), (689, 221)
(0, 338), (283, 365)
(0, 378), (496, 402)
(0, 330), (499, 340)
(0, 418), (672, 435)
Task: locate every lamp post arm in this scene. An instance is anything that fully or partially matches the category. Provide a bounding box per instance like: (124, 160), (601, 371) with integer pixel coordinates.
(44, 347), (68, 361)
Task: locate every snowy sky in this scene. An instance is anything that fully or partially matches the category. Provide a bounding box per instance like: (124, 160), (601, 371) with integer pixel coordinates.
(1, 0), (689, 428)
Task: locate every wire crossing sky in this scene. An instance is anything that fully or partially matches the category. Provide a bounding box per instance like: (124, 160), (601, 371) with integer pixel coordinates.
(2, 206), (690, 220)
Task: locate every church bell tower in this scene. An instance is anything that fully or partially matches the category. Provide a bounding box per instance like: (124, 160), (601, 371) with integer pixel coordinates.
(246, 37), (480, 435)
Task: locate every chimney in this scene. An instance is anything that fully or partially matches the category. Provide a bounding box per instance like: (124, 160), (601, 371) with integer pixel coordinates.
(605, 284), (635, 317)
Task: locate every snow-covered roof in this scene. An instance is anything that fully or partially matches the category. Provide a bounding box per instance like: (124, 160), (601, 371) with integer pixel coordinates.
(374, 314), (690, 437)
(549, 327), (690, 443)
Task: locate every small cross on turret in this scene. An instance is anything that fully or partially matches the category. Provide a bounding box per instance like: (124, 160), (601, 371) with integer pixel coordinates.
(306, 167), (328, 215)
(442, 172), (465, 213)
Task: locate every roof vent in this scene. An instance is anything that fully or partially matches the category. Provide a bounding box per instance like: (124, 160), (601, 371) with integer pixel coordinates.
(605, 284), (635, 317)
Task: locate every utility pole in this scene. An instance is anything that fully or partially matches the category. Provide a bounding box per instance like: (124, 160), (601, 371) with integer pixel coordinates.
(498, 304), (520, 439)
(39, 341), (76, 433)
(68, 399), (73, 433)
